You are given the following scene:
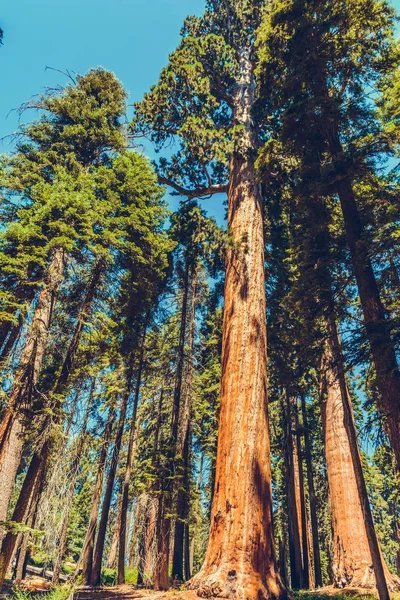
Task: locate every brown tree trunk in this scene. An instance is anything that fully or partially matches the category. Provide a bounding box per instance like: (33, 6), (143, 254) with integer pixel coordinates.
(52, 378), (94, 584)
(283, 394), (303, 590)
(189, 453), (204, 577)
(300, 396), (323, 588)
(108, 493), (123, 569)
(0, 257), (99, 573)
(157, 263), (191, 588)
(293, 402), (310, 589)
(320, 319), (393, 597)
(188, 49), (286, 600)
(80, 398), (116, 584)
(118, 328), (146, 584)
(152, 387), (170, 592)
(326, 126), (400, 474)
(173, 266), (197, 582)
(0, 248), (66, 546)
(134, 494), (150, 585)
(91, 357), (133, 586)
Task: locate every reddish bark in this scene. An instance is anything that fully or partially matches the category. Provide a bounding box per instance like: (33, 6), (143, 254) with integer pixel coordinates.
(320, 320), (393, 596)
(325, 121), (400, 474)
(188, 49), (286, 600)
(300, 396), (322, 588)
(283, 395), (303, 590)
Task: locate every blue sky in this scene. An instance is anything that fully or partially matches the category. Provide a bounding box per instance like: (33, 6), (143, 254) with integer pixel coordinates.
(0, 0), (228, 222)
(1, 0), (399, 224)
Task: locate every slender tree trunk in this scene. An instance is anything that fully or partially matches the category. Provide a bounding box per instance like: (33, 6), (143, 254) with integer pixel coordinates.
(325, 124), (400, 473)
(134, 495), (149, 585)
(108, 493), (123, 569)
(152, 386), (170, 592)
(189, 453), (204, 577)
(91, 357), (134, 586)
(79, 399), (116, 584)
(283, 394), (303, 590)
(172, 267), (197, 581)
(118, 328), (146, 584)
(294, 402), (310, 589)
(0, 248), (66, 546)
(188, 48), (286, 600)
(300, 396), (323, 588)
(52, 379), (94, 584)
(320, 318), (392, 597)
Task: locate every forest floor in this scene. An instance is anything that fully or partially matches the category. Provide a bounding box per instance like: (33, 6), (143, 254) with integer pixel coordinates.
(72, 585), (400, 600)
(3, 581), (400, 600)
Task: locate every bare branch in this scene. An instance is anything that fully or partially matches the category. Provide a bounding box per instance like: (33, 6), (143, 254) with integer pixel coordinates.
(158, 176), (228, 200)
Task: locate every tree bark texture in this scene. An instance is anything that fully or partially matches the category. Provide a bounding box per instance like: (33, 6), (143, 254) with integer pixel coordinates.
(188, 48), (286, 600)
(320, 319), (393, 597)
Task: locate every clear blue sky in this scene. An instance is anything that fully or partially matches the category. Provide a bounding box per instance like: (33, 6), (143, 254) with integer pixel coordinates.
(0, 0), (226, 223)
(1, 0), (399, 223)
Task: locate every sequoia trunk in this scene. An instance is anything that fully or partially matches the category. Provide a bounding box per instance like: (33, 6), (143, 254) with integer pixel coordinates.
(326, 121), (400, 473)
(300, 396), (322, 588)
(188, 48), (285, 600)
(320, 319), (392, 596)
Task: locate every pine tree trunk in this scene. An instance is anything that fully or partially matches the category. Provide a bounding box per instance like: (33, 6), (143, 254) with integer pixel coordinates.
(320, 318), (392, 597)
(91, 358), (133, 586)
(326, 126), (400, 473)
(283, 394), (303, 590)
(79, 398), (116, 584)
(300, 396), (323, 588)
(293, 402), (310, 588)
(108, 494), (123, 570)
(152, 387), (170, 592)
(172, 266), (197, 582)
(188, 48), (286, 600)
(118, 328), (146, 584)
(0, 248), (66, 546)
(52, 379), (93, 584)
(189, 453), (204, 577)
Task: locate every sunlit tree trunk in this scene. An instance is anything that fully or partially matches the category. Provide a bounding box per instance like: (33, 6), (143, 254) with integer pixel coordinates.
(80, 399), (116, 584)
(283, 394), (303, 590)
(326, 116), (400, 475)
(300, 396), (322, 588)
(91, 357), (133, 586)
(320, 318), (393, 595)
(189, 48), (286, 600)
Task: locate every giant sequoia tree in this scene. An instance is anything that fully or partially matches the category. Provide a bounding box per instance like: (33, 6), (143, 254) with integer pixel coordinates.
(256, 0), (400, 472)
(133, 1), (287, 597)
